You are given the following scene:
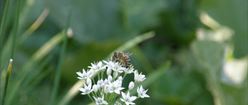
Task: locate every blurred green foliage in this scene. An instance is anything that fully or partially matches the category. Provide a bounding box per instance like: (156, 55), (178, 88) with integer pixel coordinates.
(200, 0), (248, 58)
(0, 0), (247, 105)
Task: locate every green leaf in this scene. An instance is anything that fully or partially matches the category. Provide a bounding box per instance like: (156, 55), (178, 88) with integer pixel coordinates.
(46, 0), (126, 43)
(152, 68), (214, 105)
(191, 40), (224, 73)
(191, 40), (248, 105)
(200, 0), (248, 58)
(121, 0), (166, 31)
(37, 0), (164, 44)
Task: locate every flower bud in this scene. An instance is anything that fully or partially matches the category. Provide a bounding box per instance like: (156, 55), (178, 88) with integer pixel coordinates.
(128, 81), (135, 90)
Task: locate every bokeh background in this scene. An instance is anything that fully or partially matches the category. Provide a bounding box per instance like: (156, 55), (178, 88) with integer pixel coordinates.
(0, 0), (247, 105)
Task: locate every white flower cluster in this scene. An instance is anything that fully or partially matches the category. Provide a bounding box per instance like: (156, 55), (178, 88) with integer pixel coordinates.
(76, 60), (149, 105)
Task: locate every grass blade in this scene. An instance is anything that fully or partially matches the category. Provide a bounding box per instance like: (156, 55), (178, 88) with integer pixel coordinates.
(50, 10), (72, 105)
(23, 54), (54, 87)
(112, 32), (154, 55)
(0, 0), (10, 52)
(131, 46), (154, 73)
(10, 0), (21, 59)
(58, 81), (85, 105)
(0, 0), (11, 69)
(5, 32), (65, 105)
(50, 30), (68, 105)
(20, 8), (49, 43)
(0, 0), (21, 70)
(1, 59), (13, 105)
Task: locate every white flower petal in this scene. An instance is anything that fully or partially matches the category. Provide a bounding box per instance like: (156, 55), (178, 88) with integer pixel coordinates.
(120, 92), (137, 105)
(134, 71), (146, 82)
(137, 86), (149, 98)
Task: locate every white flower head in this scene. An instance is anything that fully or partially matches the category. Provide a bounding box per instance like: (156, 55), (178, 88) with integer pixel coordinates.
(137, 86), (149, 98)
(77, 52), (150, 105)
(121, 92), (137, 105)
(134, 71), (146, 82)
(93, 96), (108, 105)
(76, 69), (94, 80)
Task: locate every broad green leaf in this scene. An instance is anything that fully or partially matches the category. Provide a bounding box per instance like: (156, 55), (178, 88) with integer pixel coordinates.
(121, 0), (165, 31)
(200, 0), (248, 58)
(192, 40), (248, 105)
(152, 68), (214, 105)
(46, 0), (126, 43)
(192, 40), (224, 73)
(43, 0), (163, 43)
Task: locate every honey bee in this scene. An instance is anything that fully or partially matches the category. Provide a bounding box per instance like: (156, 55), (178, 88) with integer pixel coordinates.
(111, 51), (132, 68)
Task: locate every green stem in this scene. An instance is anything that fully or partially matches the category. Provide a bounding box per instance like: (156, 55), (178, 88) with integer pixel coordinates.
(50, 11), (71, 105)
(10, 0), (21, 59)
(88, 94), (94, 102)
(0, 0), (10, 68)
(50, 30), (68, 105)
(1, 59), (13, 105)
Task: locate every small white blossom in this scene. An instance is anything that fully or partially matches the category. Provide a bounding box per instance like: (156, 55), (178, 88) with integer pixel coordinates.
(137, 86), (149, 98)
(106, 75), (113, 83)
(117, 76), (123, 82)
(79, 86), (92, 95)
(113, 71), (119, 78)
(97, 79), (105, 87)
(104, 60), (125, 73)
(86, 78), (92, 85)
(79, 78), (92, 95)
(104, 77), (124, 94)
(93, 96), (108, 105)
(128, 81), (135, 90)
(89, 61), (105, 71)
(76, 69), (94, 80)
(92, 84), (100, 92)
(121, 92), (137, 105)
(114, 101), (122, 105)
(124, 66), (134, 74)
(134, 71), (146, 82)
